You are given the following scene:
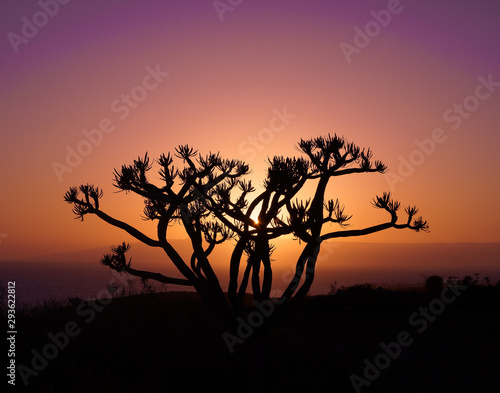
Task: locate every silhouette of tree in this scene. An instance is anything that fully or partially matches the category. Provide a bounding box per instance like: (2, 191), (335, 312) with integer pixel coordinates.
(64, 134), (428, 387)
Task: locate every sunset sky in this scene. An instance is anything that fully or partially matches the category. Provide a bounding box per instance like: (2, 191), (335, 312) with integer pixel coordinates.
(1, 0), (499, 266)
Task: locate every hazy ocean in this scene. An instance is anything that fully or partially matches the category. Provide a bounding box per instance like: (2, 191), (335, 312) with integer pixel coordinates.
(2, 259), (499, 305)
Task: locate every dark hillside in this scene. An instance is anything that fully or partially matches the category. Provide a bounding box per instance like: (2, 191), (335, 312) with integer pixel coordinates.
(13, 285), (500, 393)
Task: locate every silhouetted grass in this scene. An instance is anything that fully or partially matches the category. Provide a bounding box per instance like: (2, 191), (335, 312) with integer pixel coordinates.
(14, 280), (500, 393)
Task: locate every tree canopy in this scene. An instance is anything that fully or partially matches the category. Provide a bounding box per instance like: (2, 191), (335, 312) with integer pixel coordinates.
(65, 134), (428, 332)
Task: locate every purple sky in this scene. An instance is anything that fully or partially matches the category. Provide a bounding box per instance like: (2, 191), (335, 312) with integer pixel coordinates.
(1, 0), (499, 263)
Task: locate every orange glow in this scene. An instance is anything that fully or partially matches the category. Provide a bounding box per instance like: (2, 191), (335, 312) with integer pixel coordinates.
(0, 0), (499, 268)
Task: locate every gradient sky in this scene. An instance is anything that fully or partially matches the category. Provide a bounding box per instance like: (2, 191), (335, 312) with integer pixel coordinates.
(1, 0), (499, 262)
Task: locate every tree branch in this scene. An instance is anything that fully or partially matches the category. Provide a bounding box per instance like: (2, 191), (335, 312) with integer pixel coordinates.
(93, 210), (160, 247)
(320, 222), (393, 240)
(331, 167), (385, 177)
(124, 266), (193, 286)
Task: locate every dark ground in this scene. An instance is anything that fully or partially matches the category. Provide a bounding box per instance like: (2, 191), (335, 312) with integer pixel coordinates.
(10, 283), (500, 393)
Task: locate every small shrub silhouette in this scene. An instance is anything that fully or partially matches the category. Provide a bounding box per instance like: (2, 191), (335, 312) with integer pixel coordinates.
(424, 274), (445, 294)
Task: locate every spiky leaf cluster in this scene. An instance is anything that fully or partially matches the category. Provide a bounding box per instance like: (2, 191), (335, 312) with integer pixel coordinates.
(100, 242), (131, 271)
(63, 184), (103, 220)
(298, 134), (387, 175)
